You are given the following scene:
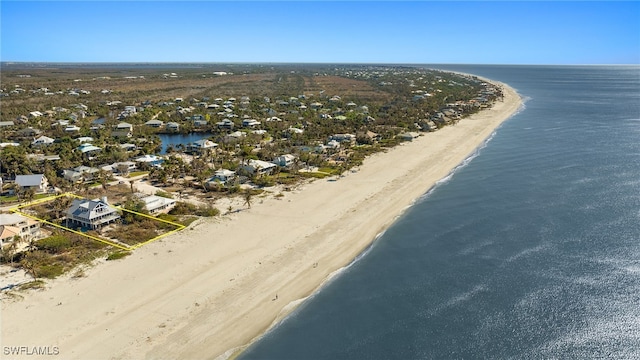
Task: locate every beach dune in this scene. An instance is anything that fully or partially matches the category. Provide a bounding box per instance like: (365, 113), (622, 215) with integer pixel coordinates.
(1, 79), (522, 360)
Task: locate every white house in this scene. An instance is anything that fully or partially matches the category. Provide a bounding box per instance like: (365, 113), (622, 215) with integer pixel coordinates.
(208, 169), (236, 185)
(273, 154), (296, 167)
(242, 119), (261, 128)
(76, 136), (94, 143)
(186, 139), (218, 154)
(32, 135), (55, 146)
(64, 125), (81, 132)
(285, 127), (304, 137)
(134, 154), (164, 167)
(136, 194), (176, 214)
(239, 159), (277, 176)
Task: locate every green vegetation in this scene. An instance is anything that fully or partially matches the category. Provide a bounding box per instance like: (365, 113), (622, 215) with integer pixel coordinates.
(1, 231), (108, 281)
(0, 64), (502, 284)
(36, 235), (73, 253)
(128, 171), (149, 178)
(106, 251), (131, 261)
(155, 190), (174, 199)
(17, 280), (45, 291)
(169, 202), (220, 217)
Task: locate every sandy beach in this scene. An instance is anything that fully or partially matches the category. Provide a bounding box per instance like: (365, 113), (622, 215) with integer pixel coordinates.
(1, 79), (522, 360)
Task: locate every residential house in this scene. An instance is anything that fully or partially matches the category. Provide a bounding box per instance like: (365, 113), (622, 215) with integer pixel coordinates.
(186, 139), (218, 154)
(64, 125), (81, 133)
(27, 154), (61, 162)
(326, 140), (340, 150)
(0, 121), (15, 128)
(356, 130), (381, 144)
(113, 122), (133, 138)
(63, 166), (100, 183)
(15, 174), (49, 193)
(134, 154), (164, 167)
(77, 143), (102, 156)
(145, 119), (164, 128)
(223, 131), (246, 142)
(111, 161), (137, 174)
(166, 122), (180, 131)
(119, 143), (137, 152)
(77, 136), (94, 143)
(65, 198), (120, 230)
(242, 119), (261, 128)
(32, 135), (55, 146)
(136, 194), (176, 214)
(193, 119), (208, 128)
(0, 213), (41, 249)
(329, 134), (356, 143)
(285, 127), (304, 137)
(239, 159), (277, 177)
(216, 119), (235, 130)
(16, 127), (41, 138)
(207, 169), (236, 186)
(273, 154), (296, 168)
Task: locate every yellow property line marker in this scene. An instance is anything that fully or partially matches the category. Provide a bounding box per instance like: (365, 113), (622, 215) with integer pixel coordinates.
(10, 193), (186, 251)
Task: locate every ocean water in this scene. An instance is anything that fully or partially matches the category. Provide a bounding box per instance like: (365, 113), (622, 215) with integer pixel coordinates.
(239, 65), (640, 359)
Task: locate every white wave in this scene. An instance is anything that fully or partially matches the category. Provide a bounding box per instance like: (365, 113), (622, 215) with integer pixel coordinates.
(420, 284), (488, 318)
(503, 243), (551, 265)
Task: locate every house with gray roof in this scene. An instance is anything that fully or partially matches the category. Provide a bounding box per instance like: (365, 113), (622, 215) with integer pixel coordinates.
(63, 166), (100, 183)
(145, 119), (164, 128)
(15, 174), (49, 193)
(65, 198), (120, 230)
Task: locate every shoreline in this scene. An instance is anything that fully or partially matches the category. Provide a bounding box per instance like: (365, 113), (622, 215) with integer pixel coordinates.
(1, 77), (522, 360)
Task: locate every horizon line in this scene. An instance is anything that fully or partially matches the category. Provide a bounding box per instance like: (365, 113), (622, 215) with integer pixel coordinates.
(2, 61), (638, 67)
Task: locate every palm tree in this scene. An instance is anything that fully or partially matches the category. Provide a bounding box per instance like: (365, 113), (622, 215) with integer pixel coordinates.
(98, 169), (109, 190)
(3, 237), (19, 266)
(24, 187), (36, 203)
(21, 251), (38, 280)
(244, 190), (253, 209)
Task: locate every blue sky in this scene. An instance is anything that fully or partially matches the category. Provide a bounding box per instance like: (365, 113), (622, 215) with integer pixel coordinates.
(1, 1), (639, 64)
